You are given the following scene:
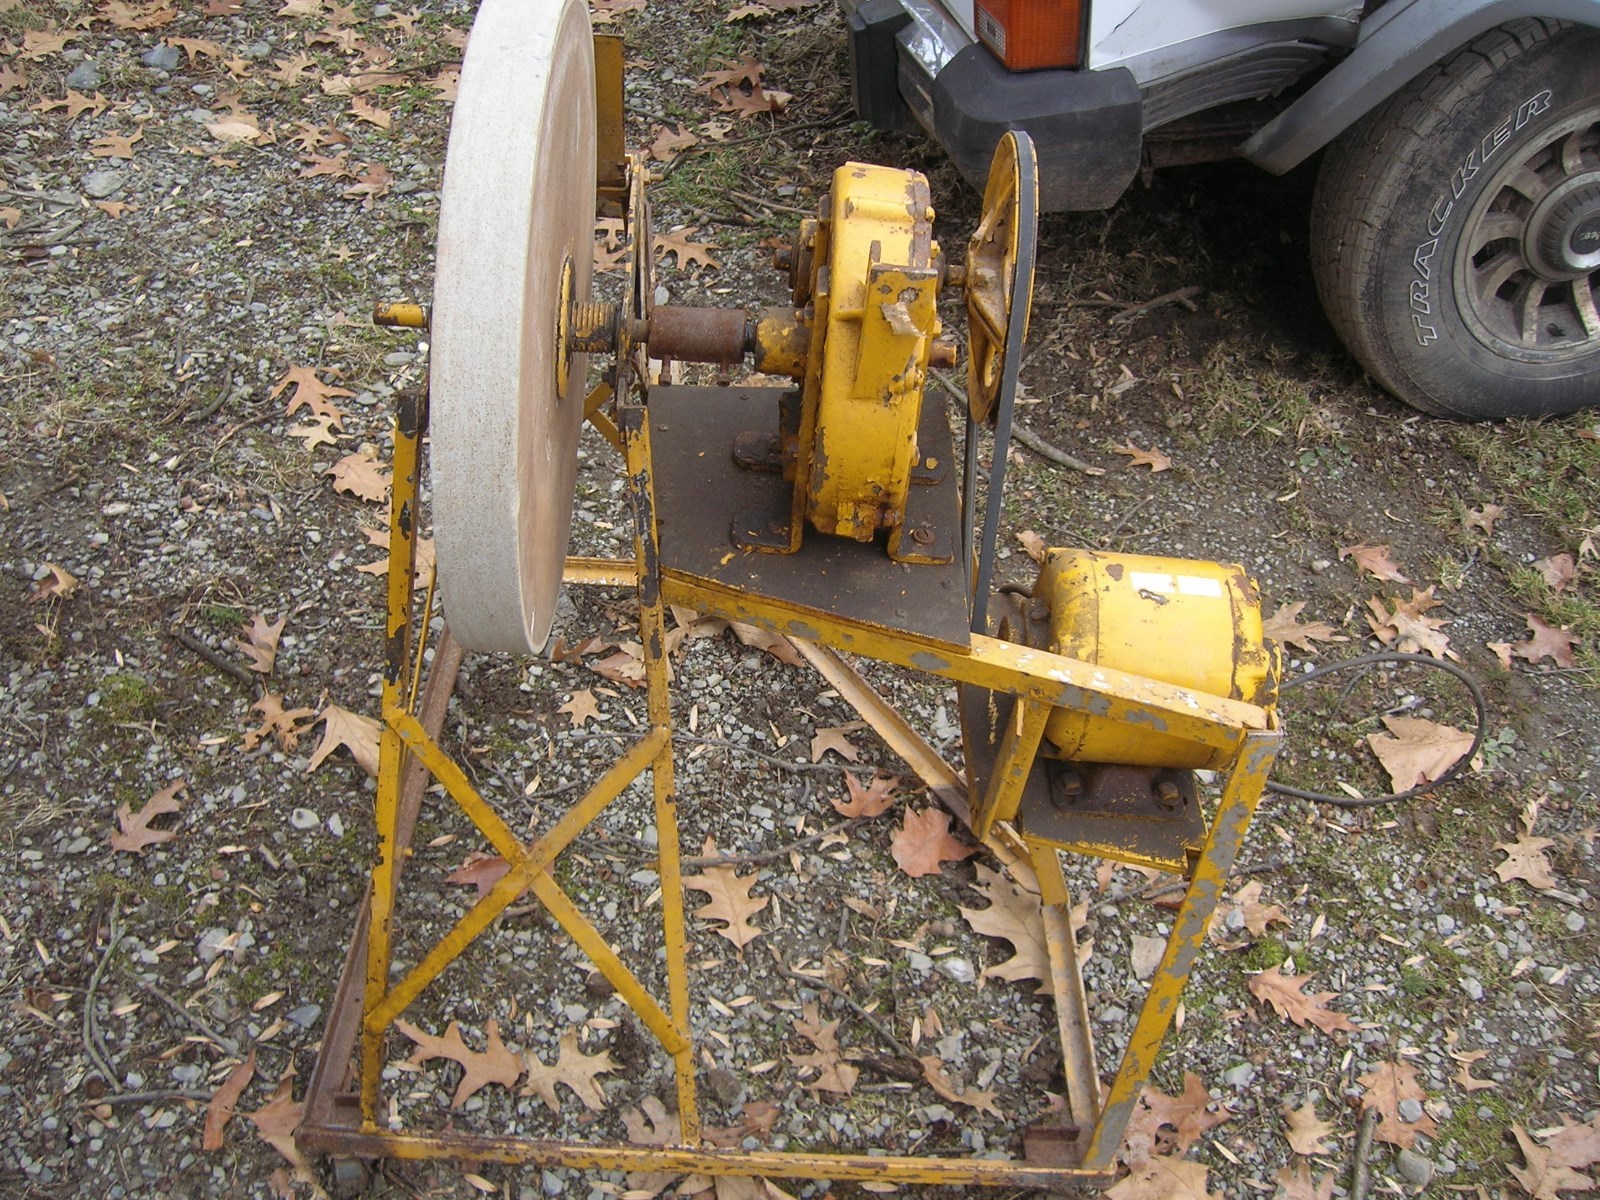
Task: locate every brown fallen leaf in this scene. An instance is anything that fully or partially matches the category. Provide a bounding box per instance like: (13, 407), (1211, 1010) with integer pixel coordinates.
(1512, 613), (1580, 669)
(355, 525), (436, 588)
(1338, 542), (1411, 584)
(306, 704), (380, 776)
(203, 1049), (257, 1151)
(242, 692), (316, 753)
(959, 862), (1050, 993)
(1494, 832), (1558, 890)
(682, 838), (768, 949)
(1110, 441), (1172, 472)
(1124, 1071), (1233, 1165)
(238, 613), (286, 675)
(697, 55), (766, 92)
(1463, 503), (1505, 536)
(589, 644), (647, 689)
(918, 1055), (1001, 1117)
(721, 83), (792, 118)
(327, 447), (391, 503)
(270, 365), (352, 423)
(621, 1095), (685, 1197)
(1365, 588), (1455, 661)
(1540, 1113), (1600, 1171)
(110, 779), (186, 853)
(247, 1066), (327, 1198)
(1282, 1100), (1335, 1156)
(1247, 969), (1356, 1034)
(788, 1000), (860, 1095)
(445, 853), (511, 897)
(521, 1029), (617, 1112)
(810, 723), (862, 763)
(648, 122), (698, 162)
(655, 225), (720, 271)
(397, 1018), (523, 1109)
(30, 562), (79, 602)
(1365, 715), (1474, 793)
(729, 620), (804, 666)
(890, 806), (976, 878)
(1271, 1161), (1335, 1200)
(1105, 1155), (1220, 1200)
(1261, 601), (1346, 653)
(1355, 1060), (1437, 1149)
(91, 129), (143, 159)
(1215, 880), (1289, 941)
(1446, 1035), (1498, 1093)
(831, 772), (899, 819)
(349, 96), (391, 128)
(1535, 553), (1578, 592)
(558, 689), (604, 728)
(1509, 1124), (1596, 1200)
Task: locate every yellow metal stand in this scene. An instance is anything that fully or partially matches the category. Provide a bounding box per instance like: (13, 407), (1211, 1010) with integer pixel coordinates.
(299, 371), (1280, 1188)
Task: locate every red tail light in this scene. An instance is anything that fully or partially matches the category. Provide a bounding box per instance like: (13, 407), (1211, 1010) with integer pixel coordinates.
(974, 0), (1084, 71)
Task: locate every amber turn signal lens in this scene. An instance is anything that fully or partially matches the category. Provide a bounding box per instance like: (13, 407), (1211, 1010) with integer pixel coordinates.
(974, 0), (1083, 71)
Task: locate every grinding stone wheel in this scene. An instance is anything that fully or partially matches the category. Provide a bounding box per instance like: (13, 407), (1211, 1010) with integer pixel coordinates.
(430, 0), (596, 654)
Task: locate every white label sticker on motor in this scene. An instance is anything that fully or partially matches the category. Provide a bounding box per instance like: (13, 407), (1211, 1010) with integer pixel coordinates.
(1128, 571), (1224, 598)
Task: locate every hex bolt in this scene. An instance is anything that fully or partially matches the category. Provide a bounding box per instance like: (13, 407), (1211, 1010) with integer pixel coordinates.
(1153, 779), (1182, 810)
(772, 244), (793, 272)
(1050, 767), (1084, 810)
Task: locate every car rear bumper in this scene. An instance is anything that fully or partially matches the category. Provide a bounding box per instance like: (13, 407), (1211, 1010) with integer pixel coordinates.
(843, 0), (1142, 211)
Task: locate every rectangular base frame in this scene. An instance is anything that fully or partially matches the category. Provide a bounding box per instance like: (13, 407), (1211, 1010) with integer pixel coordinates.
(298, 385), (1279, 1190)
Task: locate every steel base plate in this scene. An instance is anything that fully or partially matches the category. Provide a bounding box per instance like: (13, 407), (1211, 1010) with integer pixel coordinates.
(649, 386), (971, 653)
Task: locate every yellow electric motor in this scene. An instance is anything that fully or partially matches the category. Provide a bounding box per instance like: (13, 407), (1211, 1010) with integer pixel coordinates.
(1032, 549), (1279, 768)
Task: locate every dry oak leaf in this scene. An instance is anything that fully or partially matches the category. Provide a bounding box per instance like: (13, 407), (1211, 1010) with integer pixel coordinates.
(959, 862), (1051, 994)
(207, 110), (263, 144)
(1540, 1113), (1600, 1171)
(327, 447), (391, 503)
(349, 96), (391, 129)
(589, 643), (647, 688)
(729, 619), (804, 666)
(1338, 542), (1411, 584)
(682, 838), (769, 949)
(1512, 613), (1581, 669)
(1366, 714), (1474, 794)
(355, 525), (436, 588)
(1355, 1060), (1438, 1149)
(91, 128), (142, 158)
(1105, 1155), (1220, 1200)
(1365, 588), (1456, 661)
(1215, 879), (1289, 941)
(810, 723), (862, 763)
(890, 806), (977, 879)
(203, 1048), (256, 1151)
(1509, 1123), (1596, 1200)
(1536, 553), (1578, 592)
(1017, 529), (1049, 564)
(656, 225), (720, 271)
(917, 1055), (1001, 1117)
(789, 999), (860, 1095)
(1464, 503), (1506, 536)
(1124, 1071), (1233, 1166)
(270, 364), (353, 423)
(238, 613), (286, 674)
(110, 778), (186, 853)
(697, 53), (765, 92)
(247, 1070), (327, 1198)
(306, 704), (380, 777)
(1110, 442), (1172, 472)
(1282, 1100), (1335, 1156)
(1261, 601), (1346, 653)
(1448, 1045), (1498, 1093)
(30, 562), (80, 602)
(1271, 1161), (1335, 1200)
(34, 89), (110, 121)
(621, 1095), (684, 1197)
(445, 853), (511, 897)
(559, 688), (604, 728)
(243, 692), (315, 753)
(831, 771), (899, 819)
(648, 122), (699, 162)
(396, 1018), (523, 1109)
(0, 63), (26, 94)
(1247, 969), (1356, 1034)
(721, 83), (793, 118)
(1494, 831), (1558, 890)
(521, 1029), (618, 1112)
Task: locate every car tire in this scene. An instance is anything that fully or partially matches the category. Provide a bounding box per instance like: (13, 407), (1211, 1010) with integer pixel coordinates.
(1311, 19), (1600, 420)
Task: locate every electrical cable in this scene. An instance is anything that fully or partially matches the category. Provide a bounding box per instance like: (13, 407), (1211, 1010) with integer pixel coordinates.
(1266, 651), (1489, 808)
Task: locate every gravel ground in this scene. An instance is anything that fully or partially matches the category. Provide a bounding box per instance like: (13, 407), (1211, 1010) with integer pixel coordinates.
(2, 2), (1598, 1199)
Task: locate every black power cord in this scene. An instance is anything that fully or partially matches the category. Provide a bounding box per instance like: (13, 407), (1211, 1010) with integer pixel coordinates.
(1266, 651), (1489, 809)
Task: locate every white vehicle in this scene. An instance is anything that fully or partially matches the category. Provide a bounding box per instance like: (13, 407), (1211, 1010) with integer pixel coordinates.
(843, 0), (1600, 419)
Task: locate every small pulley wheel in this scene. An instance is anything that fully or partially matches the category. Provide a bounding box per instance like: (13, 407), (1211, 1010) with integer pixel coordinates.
(964, 131), (1038, 425)
(429, 0), (597, 653)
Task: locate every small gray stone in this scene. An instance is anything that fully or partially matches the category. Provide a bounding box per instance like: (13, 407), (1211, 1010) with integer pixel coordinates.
(1221, 1063), (1256, 1087)
(287, 1004), (322, 1029)
(1566, 912), (1586, 933)
(906, 951), (932, 973)
(1397, 1097), (1425, 1123)
(936, 956), (976, 984)
(1396, 1148), (1435, 1187)
(1435, 914), (1455, 935)
(327, 813), (344, 838)
(196, 927), (232, 964)
(1461, 977), (1484, 1001)
(289, 807), (319, 830)
(66, 63), (105, 90)
(142, 43), (181, 71)
(83, 171), (125, 199)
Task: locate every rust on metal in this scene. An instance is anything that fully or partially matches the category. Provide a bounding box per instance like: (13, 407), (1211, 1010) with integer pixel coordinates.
(646, 305), (751, 366)
(750, 306), (810, 378)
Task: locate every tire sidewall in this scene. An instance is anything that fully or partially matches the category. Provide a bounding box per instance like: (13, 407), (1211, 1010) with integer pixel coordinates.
(1365, 28), (1600, 418)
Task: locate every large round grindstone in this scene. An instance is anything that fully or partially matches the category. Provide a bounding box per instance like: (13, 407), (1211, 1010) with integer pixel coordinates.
(430, 0), (596, 654)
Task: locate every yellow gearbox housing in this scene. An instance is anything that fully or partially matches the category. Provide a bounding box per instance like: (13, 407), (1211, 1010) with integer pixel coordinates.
(1034, 549), (1278, 768)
